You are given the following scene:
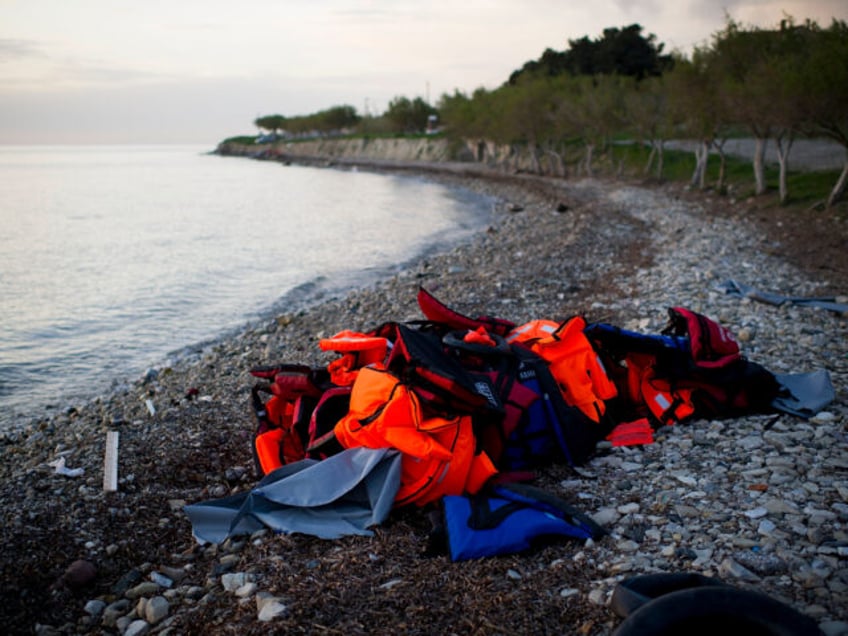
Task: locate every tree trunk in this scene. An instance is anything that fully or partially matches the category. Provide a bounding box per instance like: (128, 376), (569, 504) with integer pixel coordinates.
(753, 137), (768, 195)
(506, 144), (518, 173)
(644, 143), (656, 175)
(690, 148), (701, 186)
(584, 143), (595, 178)
(528, 142), (541, 175)
(774, 132), (794, 204)
(713, 139), (727, 193)
(826, 160), (848, 209)
(698, 140), (709, 189)
(655, 141), (665, 180)
(545, 149), (565, 178)
(476, 140), (487, 162)
(691, 141), (709, 188)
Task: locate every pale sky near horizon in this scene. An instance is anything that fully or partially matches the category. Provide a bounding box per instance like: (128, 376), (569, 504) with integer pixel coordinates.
(1, 0), (845, 145)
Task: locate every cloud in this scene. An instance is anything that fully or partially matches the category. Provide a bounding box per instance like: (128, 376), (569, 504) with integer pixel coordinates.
(2, 0), (845, 143)
(610, 0), (662, 15)
(0, 38), (46, 62)
(0, 72), (397, 144)
(677, 0), (847, 26)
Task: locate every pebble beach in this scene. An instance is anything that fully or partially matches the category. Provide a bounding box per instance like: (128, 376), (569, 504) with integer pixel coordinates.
(1, 163), (846, 635)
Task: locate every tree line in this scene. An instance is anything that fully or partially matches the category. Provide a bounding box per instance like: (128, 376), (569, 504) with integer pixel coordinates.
(254, 96), (437, 139)
(253, 17), (848, 208)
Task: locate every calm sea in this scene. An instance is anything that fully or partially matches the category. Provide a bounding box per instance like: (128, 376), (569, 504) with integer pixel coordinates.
(0, 145), (494, 430)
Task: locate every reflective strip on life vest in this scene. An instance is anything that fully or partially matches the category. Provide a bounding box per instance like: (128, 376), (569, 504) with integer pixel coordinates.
(505, 320), (559, 344)
(652, 391), (671, 411)
(642, 376), (696, 425)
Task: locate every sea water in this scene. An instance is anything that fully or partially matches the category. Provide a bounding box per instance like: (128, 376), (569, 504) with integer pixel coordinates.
(0, 145), (494, 430)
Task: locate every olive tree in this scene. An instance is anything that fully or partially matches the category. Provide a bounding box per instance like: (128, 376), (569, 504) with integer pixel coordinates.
(624, 75), (675, 179)
(708, 21), (781, 196)
(664, 50), (731, 190)
(384, 96), (436, 134)
(556, 74), (627, 177)
(254, 114), (286, 135)
(797, 19), (848, 207)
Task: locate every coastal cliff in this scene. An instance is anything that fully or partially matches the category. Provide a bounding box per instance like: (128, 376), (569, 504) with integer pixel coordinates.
(217, 136), (453, 162)
(215, 135), (571, 176)
(216, 135), (848, 179)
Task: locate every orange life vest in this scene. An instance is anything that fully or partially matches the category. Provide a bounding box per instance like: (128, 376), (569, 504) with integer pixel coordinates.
(253, 385), (332, 474)
(508, 317), (617, 422)
(333, 366), (497, 506)
(254, 427), (291, 475)
(625, 352), (696, 425)
(505, 319), (559, 344)
(318, 330), (390, 386)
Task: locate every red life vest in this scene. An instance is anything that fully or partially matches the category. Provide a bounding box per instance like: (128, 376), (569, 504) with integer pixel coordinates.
(249, 364), (330, 473)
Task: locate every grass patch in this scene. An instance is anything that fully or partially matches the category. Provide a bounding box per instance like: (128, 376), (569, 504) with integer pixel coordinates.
(606, 141), (845, 214)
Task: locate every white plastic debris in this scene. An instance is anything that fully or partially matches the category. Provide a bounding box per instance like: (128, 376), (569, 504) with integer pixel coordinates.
(48, 456), (84, 478)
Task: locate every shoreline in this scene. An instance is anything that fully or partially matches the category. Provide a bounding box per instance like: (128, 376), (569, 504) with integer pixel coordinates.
(1, 164), (846, 635)
(0, 157), (500, 437)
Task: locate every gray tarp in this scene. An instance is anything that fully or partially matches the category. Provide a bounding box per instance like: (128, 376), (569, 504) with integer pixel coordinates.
(717, 280), (839, 418)
(184, 447), (401, 542)
(771, 370), (836, 419)
(719, 279), (848, 314)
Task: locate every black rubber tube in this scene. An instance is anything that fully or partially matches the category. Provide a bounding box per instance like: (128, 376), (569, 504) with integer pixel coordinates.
(613, 586), (822, 636)
(610, 572), (729, 618)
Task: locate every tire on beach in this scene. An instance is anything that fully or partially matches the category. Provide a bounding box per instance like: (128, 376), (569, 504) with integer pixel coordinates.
(612, 584), (823, 636)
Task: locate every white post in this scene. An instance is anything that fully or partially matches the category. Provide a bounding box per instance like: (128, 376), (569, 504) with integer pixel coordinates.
(103, 431), (119, 492)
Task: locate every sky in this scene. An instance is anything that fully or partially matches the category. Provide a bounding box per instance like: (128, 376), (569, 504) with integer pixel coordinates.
(1, 0), (845, 145)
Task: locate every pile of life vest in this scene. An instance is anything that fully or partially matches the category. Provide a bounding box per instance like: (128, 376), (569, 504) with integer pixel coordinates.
(248, 287), (781, 509)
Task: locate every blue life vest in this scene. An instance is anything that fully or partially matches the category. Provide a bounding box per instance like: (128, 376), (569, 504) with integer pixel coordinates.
(443, 483), (605, 561)
(505, 346), (611, 468)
